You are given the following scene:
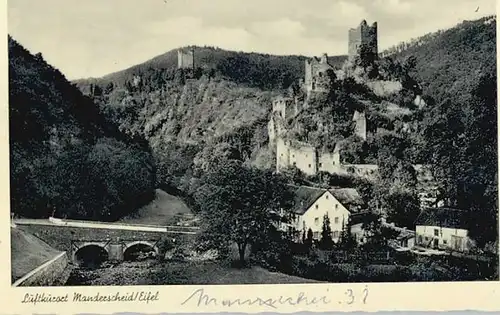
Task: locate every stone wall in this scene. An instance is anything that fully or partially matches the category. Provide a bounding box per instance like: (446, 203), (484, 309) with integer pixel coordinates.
(353, 110), (367, 140)
(15, 223), (192, 254)
(348, 20), (378, 59)
(13, 252), (71, 287)
(317, 151), (342, 174)
(304, 54), (334, 96)
(272, 97), (296, 120)
(288, 142), (317, 176)
(177, 49), (194, 69)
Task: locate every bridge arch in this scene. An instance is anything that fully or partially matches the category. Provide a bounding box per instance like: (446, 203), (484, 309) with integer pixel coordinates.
(123, 241), (158, 261)
(73, 243), (109, 268)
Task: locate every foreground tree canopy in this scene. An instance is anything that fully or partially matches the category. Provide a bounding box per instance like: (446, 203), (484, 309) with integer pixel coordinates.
(194, 160), (294, 264)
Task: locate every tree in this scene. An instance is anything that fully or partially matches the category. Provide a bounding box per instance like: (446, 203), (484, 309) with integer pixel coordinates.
(194, 160), (294, 266)
(362, 218), (398, 251)
(356, 44), (376, 68)
(319, 214), (334, 250)
(421, 71), (497, 247)
(304, 228), (314, 248)
(385, 191), (421, 229)
(339, 217), (357, 250)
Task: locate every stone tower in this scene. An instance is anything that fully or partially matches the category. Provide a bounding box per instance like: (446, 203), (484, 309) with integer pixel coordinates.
(348, 20), (378, 60)
(304, 53), (334, 97)
(177, 48), (195, 70)
(353, 110), (367, 141)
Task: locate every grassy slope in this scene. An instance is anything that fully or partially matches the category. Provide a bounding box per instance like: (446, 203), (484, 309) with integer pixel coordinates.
(118, 189), (192, 226)
(11, 227), (62, 282)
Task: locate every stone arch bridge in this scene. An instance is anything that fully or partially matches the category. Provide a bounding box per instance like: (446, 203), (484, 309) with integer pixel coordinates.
(13, 218), (199, 265)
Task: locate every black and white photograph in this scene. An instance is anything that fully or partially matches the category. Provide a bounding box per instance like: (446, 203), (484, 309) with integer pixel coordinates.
(8, 0), (498, 288)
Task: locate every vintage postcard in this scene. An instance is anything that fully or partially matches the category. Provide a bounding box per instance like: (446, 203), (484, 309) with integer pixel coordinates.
(1, 0), (499, 313)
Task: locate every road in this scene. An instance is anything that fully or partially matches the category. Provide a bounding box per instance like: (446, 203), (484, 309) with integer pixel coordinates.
(13, 218), (200, 235)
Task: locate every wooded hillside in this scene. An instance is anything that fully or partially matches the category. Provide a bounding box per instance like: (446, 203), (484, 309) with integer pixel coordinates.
(9, 36), (156, 221)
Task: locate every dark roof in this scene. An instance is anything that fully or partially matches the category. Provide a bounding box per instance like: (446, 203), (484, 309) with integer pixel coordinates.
(290, 185), (364, 215)
(397, 230), (416, 241)
(414, 207), (469, 230)
(329, 188), (363, 207)
(291, 186), (326, 215)
(349, 211), (378, 225)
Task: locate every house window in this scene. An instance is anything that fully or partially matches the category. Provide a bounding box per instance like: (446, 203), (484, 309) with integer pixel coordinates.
(335, 204), (339, 209)
(319, 163), (322, 168)
(333, 231), (339, 238)
(315, 205), (319, 209)
(434, 229), (439, 237)
(334, 217), (339, 224)
(418, 235), (423, 243)
(308, 164), (311, 168)
(333, 161), (336, 165)
(313, 232), (319, 239)
(280, 153), (283, 157)
(292, 154), (295, 158)
(293, 162), (296, 166)
(326, 195), (329, 199)
(443, 240), (448, 245)
(314, 217), (319, 225)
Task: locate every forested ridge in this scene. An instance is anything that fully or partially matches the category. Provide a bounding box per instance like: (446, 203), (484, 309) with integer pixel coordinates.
(9, 36), (156, 221)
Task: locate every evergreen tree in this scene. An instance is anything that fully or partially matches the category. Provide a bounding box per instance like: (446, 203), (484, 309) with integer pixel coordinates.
(339, 217), (357, 250)
(305, 228), (314, 248)
(319, 214), (334, 250)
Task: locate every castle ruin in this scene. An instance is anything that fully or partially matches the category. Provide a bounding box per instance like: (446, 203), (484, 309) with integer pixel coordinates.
(268, 96), (298, 144)
(304, 53), (335, 97)
(276, 138), (342, 176)
(352, 110), (367, 140)
(177, 48), (195, 70)
(348, 20), (378, 60)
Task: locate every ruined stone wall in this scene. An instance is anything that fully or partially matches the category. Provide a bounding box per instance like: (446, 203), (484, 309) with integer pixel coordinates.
(318, 151), (342, 174)
(276, 138), (318, 175)
(268, 118), (276, 144)
(304, 54), (333, 96)
(276, 138), (290, 172)
(288, 142), (317, 176)
(272, 97), (295, 119)
(177, 49), (194, 69)
(353, 110), (367, 140)
(304, 60), (313, 91)
(348, 20), (378, 59)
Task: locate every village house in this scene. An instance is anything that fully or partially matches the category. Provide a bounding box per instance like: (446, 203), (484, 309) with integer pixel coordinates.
(277, 185), (364, 243)
(348, 211), (379, 245)
(414, 207), (471, 252)
(380, 219), (416, 251)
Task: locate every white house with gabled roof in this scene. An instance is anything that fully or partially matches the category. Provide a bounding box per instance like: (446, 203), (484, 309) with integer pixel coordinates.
(414, 207), (470, 252)
(277, 185), (364, 243)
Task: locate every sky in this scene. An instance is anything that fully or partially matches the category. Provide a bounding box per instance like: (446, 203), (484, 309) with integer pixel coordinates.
(8, 0), (497, 80)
